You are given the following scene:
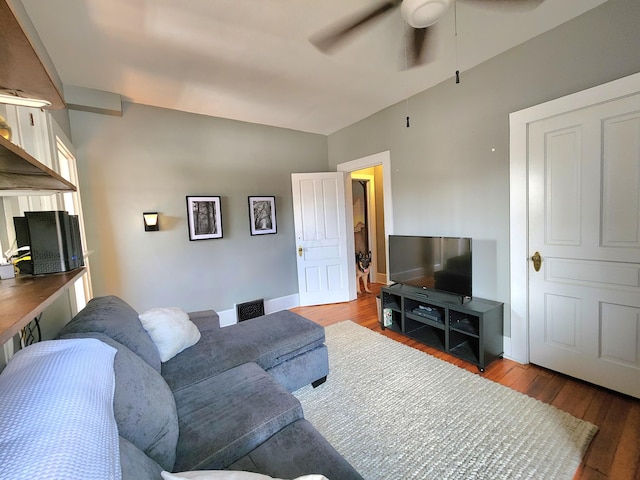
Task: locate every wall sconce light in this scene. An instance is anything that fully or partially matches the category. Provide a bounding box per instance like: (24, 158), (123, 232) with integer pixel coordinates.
(143, 212), (159, 231)
(0, 88), (52, 108)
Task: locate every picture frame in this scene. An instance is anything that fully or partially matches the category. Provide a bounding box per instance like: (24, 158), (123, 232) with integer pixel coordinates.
(248, 196), (277, 236)
(186, 196), (223, 240)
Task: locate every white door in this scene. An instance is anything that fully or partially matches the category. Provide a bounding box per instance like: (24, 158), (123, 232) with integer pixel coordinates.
(528, 92), (640, 399)
(292, 172), (356, 306)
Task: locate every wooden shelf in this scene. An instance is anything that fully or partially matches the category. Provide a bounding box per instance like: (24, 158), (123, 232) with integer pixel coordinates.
(0, 268), (85, 345)
(0, 0), (65, 110)
(0, 135), (76, 192)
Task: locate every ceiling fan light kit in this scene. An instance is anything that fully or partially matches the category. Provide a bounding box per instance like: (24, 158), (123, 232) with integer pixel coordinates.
(401, 0), (454, 28)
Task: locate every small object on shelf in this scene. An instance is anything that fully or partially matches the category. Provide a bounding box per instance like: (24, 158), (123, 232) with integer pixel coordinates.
(383, 308), (393, 327)
(412, 305), (443, 323)
(0, 114), (11, 141)
(0, 261), (15, 279)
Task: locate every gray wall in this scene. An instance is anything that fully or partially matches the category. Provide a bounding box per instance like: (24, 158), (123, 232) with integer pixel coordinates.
(69, 0), (640, 321)
(328, 0), (640, 335)
(70, 103), (327, 313)
(50, 109), (72, 140)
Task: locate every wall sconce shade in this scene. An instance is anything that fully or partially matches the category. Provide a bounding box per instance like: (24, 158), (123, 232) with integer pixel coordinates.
(0, 88), (52, 108)
(143, 212), (159, 231)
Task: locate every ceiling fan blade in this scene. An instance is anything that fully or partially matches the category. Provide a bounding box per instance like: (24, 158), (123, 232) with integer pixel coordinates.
(310, 0), (402, 53)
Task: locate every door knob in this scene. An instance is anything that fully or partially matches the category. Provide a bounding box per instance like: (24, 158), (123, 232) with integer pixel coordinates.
(298, 246), (303, 257)
(531, 251), (542, 272)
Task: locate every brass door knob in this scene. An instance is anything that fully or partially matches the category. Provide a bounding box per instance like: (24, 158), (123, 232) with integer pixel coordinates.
(531, 251), (542, 272)
(298, 246), (303, 257)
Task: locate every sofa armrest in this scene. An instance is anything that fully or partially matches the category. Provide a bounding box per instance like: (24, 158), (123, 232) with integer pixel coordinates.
(188, 310), (220, 332)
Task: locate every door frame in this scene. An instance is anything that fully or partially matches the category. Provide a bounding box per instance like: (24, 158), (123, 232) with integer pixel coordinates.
(509, 71), (640, 364)
(351, 173), (377, 282)
(338, 151), (394, 287)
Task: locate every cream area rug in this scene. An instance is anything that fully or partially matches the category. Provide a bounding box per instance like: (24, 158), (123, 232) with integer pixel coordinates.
(294, 321), (598, 480)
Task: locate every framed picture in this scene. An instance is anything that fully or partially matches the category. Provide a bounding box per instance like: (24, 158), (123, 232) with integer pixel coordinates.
(186, 196), (223, 240)
(248, 196), (277, 235)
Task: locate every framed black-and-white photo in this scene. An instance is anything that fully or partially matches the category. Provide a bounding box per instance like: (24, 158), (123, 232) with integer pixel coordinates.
(186, 196), (223, 240)
(248, 196), (276, 236)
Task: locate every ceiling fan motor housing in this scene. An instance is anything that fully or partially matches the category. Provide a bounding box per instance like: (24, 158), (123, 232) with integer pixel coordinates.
(401, 0), (454, 28)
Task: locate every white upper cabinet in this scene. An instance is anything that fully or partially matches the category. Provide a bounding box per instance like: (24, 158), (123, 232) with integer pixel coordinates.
(0, 105), (75, 195)
(2, 105), (55, 169)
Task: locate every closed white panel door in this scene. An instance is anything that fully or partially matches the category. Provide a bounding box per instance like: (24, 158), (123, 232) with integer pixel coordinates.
(292, 172), (355, 306)
(528, 93), (640, 399)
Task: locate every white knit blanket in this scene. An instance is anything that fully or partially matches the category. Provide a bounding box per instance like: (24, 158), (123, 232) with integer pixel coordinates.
(0, 338), (120, 480)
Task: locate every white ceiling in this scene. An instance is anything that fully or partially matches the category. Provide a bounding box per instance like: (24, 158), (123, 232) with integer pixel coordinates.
(21, 0), (608, 135)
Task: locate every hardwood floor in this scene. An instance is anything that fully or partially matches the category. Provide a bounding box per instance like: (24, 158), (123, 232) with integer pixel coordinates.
(291, 283), (640, 480)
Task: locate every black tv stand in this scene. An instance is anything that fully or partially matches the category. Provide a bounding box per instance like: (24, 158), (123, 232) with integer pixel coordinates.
(380, 283), (503, 371)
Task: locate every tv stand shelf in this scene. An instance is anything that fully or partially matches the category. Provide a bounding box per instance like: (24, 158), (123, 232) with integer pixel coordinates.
(380, 284), (503, 371)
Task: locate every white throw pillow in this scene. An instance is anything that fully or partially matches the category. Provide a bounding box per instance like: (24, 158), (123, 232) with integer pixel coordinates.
(161, 471), (329, 480)
(139, 307), (201, 362)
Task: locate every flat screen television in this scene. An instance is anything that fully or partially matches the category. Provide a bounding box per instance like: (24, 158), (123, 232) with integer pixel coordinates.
(388, 235), (472, 299)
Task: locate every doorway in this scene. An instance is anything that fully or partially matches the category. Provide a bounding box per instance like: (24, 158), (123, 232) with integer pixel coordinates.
(351, 172), (379, 285)
(338, 151), (394, 287)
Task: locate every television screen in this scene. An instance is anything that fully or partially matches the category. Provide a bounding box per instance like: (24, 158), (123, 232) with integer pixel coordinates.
(388, 235), (472, 298)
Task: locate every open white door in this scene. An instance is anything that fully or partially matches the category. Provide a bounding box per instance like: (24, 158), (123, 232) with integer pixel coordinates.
(528, 91), (640, 399)
(292, 172), (356, 306)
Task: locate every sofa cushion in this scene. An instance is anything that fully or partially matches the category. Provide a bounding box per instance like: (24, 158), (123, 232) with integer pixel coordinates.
(58, 295), (162, 372)
(139, 307), (201, 362)
(173, 362), (304, 471)
(228, 419), (364, 480)
(265, 344), (328, 392)
(0, 339), (120, 480)
(120, 436), (163, 480)
(188, 310), (220, 332)
(162, 311), (325, 392)
(60, 332), (179, 472)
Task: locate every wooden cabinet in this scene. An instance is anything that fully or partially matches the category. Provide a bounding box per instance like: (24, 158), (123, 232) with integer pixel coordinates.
(2, 105), (55, 168)
(381, 284), (504, 371)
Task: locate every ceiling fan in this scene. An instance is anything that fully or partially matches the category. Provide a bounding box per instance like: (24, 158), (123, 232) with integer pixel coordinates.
(310, 0), (543, 68)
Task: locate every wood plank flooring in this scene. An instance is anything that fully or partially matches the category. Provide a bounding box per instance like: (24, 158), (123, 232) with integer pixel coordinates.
(291, 283), (640, 480)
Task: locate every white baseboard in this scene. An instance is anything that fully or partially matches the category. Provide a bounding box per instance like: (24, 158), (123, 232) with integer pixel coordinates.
(219, 293), (301, 327)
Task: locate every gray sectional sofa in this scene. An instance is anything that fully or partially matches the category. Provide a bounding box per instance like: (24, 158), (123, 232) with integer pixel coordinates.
(36, 295), (362, 479)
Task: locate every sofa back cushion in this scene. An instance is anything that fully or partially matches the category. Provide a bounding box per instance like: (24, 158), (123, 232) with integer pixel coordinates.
(61, 332), (179, 471)
(58, 295), (161, 372)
